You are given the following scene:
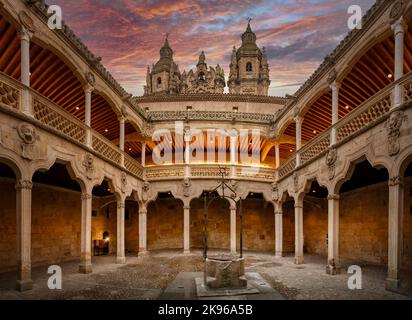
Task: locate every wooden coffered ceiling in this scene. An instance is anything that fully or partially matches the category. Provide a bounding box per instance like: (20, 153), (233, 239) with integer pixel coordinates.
(281, 26), (412, 163)
(0, 14), (138, 151)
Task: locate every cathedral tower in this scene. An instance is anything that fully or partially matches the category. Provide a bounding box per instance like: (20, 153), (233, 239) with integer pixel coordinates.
(144, 35), (181, 95)
(228, 21), (270, 96)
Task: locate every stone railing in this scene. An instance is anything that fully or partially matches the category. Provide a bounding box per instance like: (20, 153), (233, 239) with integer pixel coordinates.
(191, 165), (230, 178)
(403, 73), (412, 102)
(33, 96), (87, 144)
(300, 130), (331, 165)
(0, 72), (144, 180)
(145, 165), (185, 180)
(91, 131), (122, 164)
(278, 155), (296, 179)
(236, 166), (275, 180)
(147, 110), (275, 124)
(0, 75), (20, 110)
(336, 91), (391, 143)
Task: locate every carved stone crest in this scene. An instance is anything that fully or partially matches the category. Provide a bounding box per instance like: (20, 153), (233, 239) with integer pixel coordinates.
(142, 122), (154, 139)
(86, 72), (95, 86)
(293, 172), (299, 192)
(271, 182), (279, 202)
(390, 1), (406, 24)
(327, 68), (337, 84)
(142, 181), (150, 201)
(121, 105), (128, 119)
(17, 123), (38, 160)
(386, 111), (406, 156)
(121, 172), (127, 193)
(18, 11), (35, 33)
(389, 175), (402, 187)
(82, 153), (95, 180)
(326, 148), (337, 180)
(182, 177), (191, 197)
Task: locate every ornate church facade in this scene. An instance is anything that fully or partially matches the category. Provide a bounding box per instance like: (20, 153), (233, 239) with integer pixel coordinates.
(144, 22), (270, 96)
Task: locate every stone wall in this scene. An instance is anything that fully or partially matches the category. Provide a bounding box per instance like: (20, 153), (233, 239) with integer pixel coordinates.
(236, 199), (275, 252)
(190, 198), (230, 250)
(147, 199), (184, 250)
(403, 178), (412, 268)
(282, 201), (295, 253)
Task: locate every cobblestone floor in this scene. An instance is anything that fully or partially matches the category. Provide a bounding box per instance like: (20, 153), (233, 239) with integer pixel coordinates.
(0, 250), (410, 300)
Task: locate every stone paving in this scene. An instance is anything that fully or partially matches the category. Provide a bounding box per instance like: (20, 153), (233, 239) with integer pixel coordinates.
(0, 250), (411, 300)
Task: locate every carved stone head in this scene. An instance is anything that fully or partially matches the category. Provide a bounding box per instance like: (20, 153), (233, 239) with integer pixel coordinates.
(326, 148), (337, 167)
(18, 123), (37, 144)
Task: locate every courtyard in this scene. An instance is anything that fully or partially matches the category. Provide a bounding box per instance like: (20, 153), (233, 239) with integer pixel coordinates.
(0, 250), (410, 300)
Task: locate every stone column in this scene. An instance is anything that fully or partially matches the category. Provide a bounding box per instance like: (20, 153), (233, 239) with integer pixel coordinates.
(386, 176), (404, 290)
(141, 142), (146, 180)
(116, 200), (126, 264)
(330, 82), (339, 145)
(119, 116), (125, 167)
(230, 135), (237, 177)
(84, 84), (93, 147)
(326, 194), (340, 274)
(230, 203), (237, 254)
(20, 28), (32, 116)
(294, 199), (304, 264)
(392, 18), (406, 107)
(275, 141), (280, 169)
(295, 116), (303, 167)
(79, 192), (93, 273)
(15, 179), (33, 291)
(274, 203), (283, 258)
(183, 204), (190, 254)
(184, 131), (191, 178)
(138, 205), (148, 256)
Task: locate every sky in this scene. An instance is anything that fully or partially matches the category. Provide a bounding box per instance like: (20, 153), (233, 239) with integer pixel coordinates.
(52, 0), (375, 97)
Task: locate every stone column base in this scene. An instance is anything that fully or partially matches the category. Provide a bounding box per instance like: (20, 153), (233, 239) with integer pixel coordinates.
(79, 263), (92, 274)
(294, 256), (304, 265)
(326, 265), (341, 275)
(275, 252), (283, 258)
(116, 256), (126, 264)
(386, 278), (400, 292)
(183, 250), (191, 255)
(16, 279), (33, 292)
(138, 250), (149, 258)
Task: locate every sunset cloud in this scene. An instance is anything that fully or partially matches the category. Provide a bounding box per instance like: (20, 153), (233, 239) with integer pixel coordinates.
(53, 0), (375, 97)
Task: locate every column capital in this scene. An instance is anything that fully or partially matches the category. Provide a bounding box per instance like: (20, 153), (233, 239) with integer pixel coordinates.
(230, 204), (237, 211)
(83, 84), (94, 94)
(391, 17), (407, 35)
(329, 81), (341, 91)
(19, 28), (33, 42)
(183, 205), (190, 210)
(327, 194), (340, 201)
(139, 207), (147, 215)
(294, 115), (303, 124)
(389, 176), (403, 187)
(15, 180), (33, 191)
(294, 201), (303, 209)
(81, 193), (92, 201)
(274, 211), (283, 215)
(117, 201), (125, 209)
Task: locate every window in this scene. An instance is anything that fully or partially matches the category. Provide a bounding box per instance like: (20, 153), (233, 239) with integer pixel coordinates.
(92, 210), (97, 217)
(246, 62), (252, 73)
(157, 77), (162, 88)
(198, 72), (205, 81)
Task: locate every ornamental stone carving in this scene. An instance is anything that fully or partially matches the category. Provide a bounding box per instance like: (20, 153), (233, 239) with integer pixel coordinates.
(182, 177), (191, 197)
(386, 111), (406, 156)
(142, 181), (150, 201)
(18, 11), (35, 33)
(117, 202), (125, 209)
(293, 172), (299, 193)
(271, 182), (279, 202)
(389, 176), (403, 187)
(326, 148), (337, 180)
(121, 105), (128, 119)
(327, 68), (337, 84)
(17, 123), (38, 160)
(121, 172), (127, 193)
(390, 1), (406, 24)
(82, 153), (95, 180)
(15, 180), (33, 191)
(86, 72), (96, 86)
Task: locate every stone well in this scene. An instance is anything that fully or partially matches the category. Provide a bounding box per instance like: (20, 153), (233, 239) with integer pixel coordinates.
(205, 255), (247, 289)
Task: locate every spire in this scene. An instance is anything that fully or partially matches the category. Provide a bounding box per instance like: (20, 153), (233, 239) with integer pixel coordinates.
(241, 19), (256, 44)
(198, 51), (206, 64)
(160, 33), (173, 58)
